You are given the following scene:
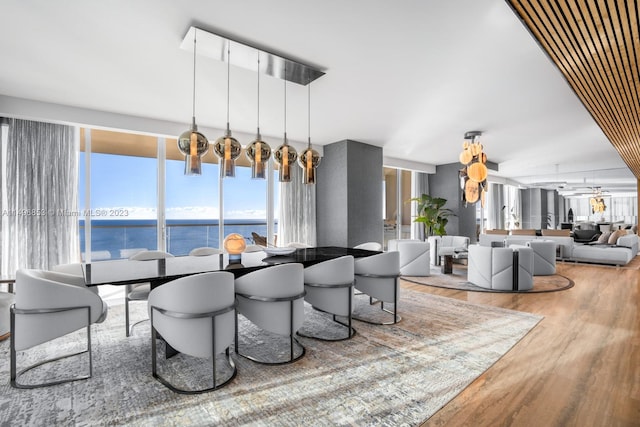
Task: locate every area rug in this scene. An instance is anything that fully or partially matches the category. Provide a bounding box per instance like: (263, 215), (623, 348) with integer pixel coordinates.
(404, 265), (574, 293)
(0, 289), (542, 426)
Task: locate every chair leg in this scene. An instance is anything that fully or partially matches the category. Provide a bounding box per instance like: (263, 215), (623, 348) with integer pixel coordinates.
(125, 294), (130, 337)
(150, 310), (237, 394)
(236, 299), (305, 365)
(11, 306), (93, 389)
(298, 287), (356, 341)
(353, 280), (401, 325)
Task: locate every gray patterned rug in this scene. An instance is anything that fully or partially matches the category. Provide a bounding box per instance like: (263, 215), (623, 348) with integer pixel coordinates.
(0, 289), (542, 426)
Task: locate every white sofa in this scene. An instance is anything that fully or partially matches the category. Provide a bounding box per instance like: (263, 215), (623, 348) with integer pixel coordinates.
(468, 245), (534, 291)
(427, 235), (470, 266)
(387, 239), (430, 276)
(480, 232), (639, 266)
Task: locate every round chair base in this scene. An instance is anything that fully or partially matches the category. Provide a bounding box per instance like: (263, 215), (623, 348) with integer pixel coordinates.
(236, 338), (306, 365)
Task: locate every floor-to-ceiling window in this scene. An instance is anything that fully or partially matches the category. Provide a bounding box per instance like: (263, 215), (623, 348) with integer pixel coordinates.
(79, 129), (159, 260)
(164, 140), (220, 255)
(383, 167), (412, 248)
(79, 128), (277, 258)
(221, 161), (269, 246)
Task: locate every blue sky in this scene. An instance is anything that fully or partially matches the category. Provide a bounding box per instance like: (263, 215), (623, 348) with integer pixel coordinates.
(79, 152), (276, 219)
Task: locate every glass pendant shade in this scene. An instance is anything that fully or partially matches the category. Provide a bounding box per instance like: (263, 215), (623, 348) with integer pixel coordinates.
(274, 141), (297, 182)
(299, 146), (321, 185)
(214, 131), (242, 178)
(246, 136), (272, 179)
(177, 125), (209, 175)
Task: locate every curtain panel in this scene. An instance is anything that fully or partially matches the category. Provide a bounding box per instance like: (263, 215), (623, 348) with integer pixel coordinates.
(277, 165), (317, 246)
(1, 118), (78, 274)
(411, 171), (429, 240)
(487, 183), (504, 230)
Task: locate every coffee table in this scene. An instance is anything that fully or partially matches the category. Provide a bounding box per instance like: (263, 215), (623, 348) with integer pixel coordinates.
(441, 250), (468, 274)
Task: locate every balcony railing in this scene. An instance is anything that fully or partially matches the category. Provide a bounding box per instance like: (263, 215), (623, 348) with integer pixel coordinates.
(79, 219), (274, 260)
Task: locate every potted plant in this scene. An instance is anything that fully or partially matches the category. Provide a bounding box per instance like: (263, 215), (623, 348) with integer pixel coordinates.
(410, 194), (455, 237)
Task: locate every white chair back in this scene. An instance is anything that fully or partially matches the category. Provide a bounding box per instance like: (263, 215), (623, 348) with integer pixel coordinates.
(189, 247), (223, 256)
(13, 269), (107, 351)
(304, 256), (354, 317)
(148, 271), (235, 359)
(235, 263), (305, 336)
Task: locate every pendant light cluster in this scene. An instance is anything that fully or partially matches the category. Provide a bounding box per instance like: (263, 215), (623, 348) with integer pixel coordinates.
(177, 28), (323, 184)
(459, 131), (488, 207)
(590, 187), (606, 214)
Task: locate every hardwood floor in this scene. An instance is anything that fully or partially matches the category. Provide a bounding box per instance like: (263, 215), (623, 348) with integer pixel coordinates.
(402, 262), (640, 427)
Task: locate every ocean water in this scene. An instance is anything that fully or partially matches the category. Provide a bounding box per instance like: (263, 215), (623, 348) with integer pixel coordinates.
(80, 219), (273, 259)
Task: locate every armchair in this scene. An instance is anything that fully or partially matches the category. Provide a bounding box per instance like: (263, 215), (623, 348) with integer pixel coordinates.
(299, 255), (356, 341)
(234, 263), (306, 364)
(353, 251), (401, 324)
(126, 250), (174, 337)
(387, 239), (430, 276)
(148, 271), (237, 394)
(467, 246), (534, 291)
(427, 235), (470, 266)
(10, 269), (108, 388)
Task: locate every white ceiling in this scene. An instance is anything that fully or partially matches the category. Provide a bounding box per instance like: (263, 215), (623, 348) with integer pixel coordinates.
(0, 0), (635, 195)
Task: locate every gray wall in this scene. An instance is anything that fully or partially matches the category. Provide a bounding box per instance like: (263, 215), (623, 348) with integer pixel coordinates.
(316, 140), (383, 247)
(428, 163), (477, 242)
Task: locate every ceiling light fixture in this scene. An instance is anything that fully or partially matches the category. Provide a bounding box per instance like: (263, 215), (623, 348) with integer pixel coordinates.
(213, 42), (242, 178)
(246, 53), (271, 179)
(299, 79), (321, 185)
(274, 64), (297, 182)
(177, 29), (209, 175)
(590, 187), (606, 214)
(459, 131), (488, 206)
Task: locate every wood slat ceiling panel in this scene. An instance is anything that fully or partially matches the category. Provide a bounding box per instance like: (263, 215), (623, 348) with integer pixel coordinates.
(507, 0), (640, 178)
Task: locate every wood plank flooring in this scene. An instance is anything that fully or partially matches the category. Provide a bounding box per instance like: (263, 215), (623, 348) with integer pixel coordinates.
(403, 262), (640, 427)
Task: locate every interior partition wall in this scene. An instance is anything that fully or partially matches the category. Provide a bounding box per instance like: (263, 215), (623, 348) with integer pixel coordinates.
(316, 140), (382, 248)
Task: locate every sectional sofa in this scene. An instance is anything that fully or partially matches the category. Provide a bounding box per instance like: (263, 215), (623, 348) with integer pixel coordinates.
(479, 231), (638, 266)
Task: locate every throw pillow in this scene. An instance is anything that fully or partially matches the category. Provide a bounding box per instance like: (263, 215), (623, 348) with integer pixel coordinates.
(597, 231), (612, 244)
(608, 229), (625, 245)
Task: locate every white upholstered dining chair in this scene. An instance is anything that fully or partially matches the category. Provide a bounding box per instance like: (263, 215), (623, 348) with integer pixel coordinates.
(234, 263), (306, 364)
(10, 269), (108, 388)
(353, 242), (383, 251)
(148, 271), (237, 394)
(126, 250), (174, 337)
(353, 251), (402, 325)
(298, 255), (356, 341)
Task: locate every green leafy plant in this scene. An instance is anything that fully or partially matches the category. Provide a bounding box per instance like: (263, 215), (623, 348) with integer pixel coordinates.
(410, 194), (455, 237)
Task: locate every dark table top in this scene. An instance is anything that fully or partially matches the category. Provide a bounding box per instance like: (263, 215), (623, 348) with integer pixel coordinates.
(82, 246), (379, 286)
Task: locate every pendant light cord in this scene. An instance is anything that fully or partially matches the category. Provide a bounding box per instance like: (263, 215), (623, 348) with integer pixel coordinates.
(307, 71), (311, 148)
(256, 53), (260, 135)
(226, 43), (231, 132)
(191, 30), (197, 124)
(283, 63), (287, 143)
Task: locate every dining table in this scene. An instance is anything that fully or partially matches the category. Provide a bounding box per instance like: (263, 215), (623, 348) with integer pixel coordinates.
(82, 246), (380, 288)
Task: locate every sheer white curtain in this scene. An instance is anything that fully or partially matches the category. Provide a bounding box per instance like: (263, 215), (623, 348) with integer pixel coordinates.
(486, 183), (504, 230)
(1, 118), (79, 274)
(277, 164), (316, 246)
(410, 171), (429, 240)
